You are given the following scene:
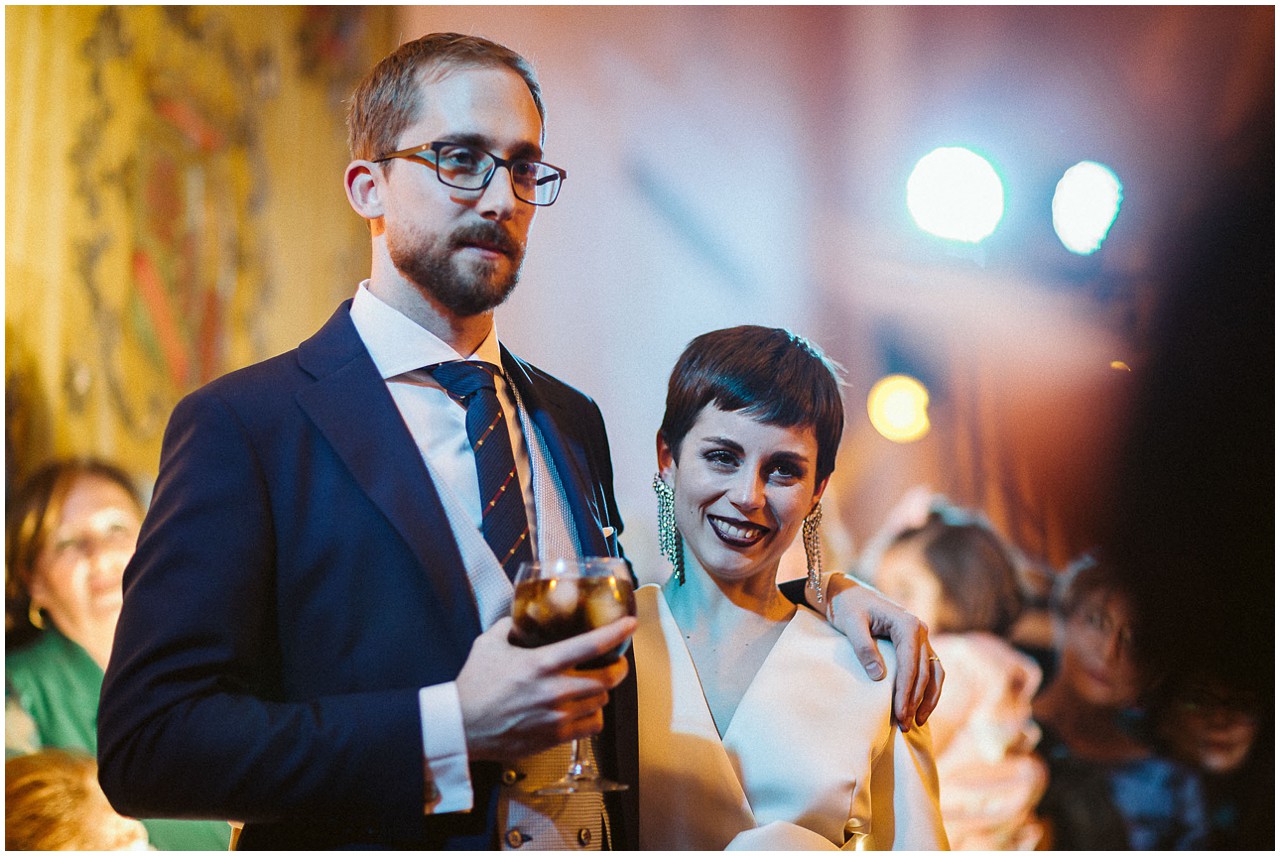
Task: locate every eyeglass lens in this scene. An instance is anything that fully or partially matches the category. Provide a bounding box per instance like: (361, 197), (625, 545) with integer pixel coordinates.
(434, 144), (561, 205)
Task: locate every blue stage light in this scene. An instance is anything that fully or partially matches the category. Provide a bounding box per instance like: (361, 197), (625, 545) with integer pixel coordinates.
(906, 147), (1005, 244)
(1052, 161), (1123, 255)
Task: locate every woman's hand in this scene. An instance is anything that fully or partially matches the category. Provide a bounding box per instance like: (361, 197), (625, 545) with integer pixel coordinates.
(811, 573), (944, 729)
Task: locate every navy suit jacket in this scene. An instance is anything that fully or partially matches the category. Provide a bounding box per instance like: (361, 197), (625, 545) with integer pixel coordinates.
(97, 302), (638, 849)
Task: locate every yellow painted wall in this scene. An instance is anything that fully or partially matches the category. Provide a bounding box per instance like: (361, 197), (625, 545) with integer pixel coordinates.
(6, 5), (392, 489)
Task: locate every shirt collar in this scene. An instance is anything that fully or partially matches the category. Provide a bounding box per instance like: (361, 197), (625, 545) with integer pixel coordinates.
(350, 281), (504, 380)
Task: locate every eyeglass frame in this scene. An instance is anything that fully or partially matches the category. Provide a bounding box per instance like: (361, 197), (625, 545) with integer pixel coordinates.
(373, 141), (567, 206)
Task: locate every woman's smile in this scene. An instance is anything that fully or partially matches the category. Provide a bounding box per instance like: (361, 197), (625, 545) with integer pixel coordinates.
(707, 514), (771, 548)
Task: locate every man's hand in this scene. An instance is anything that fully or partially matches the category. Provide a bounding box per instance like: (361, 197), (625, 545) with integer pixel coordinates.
(456, 616), (636, 760)
(817, 574), (943, 730)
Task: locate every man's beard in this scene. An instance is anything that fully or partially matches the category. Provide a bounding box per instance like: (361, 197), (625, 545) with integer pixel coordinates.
(388, 221), (525, 317)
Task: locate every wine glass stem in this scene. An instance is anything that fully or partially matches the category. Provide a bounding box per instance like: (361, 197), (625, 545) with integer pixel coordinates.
(567, 739), (587, 778)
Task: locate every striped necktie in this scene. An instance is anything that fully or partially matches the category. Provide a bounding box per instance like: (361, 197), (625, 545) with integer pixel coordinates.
(429, 361), (533, 580)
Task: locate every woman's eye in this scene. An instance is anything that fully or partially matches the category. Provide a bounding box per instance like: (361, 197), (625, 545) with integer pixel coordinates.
(52, 537), (86, 556)
(767, 463), (802, 483)
(103, 523), (136, 543)
(704, 450), (738, 468)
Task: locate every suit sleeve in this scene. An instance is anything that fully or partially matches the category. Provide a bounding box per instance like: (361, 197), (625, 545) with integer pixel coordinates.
(97, 389), (427, 825)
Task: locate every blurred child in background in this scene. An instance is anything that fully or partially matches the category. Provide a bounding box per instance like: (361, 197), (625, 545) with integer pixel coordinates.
(872, 501), (1047, 850)
(6, 748), (151, 850)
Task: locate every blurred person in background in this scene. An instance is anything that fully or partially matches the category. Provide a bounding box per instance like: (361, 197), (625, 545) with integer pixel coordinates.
(1150, 668), (1271, 850)
(6, 748), (151, 851)
(6, 459), (141, 672)
(8, 681), (42, 758)
(1032, 553), (1207, 849)
(5, 458), (232, 851)
(873, 503), (1047, 850)
(855, 486), (1057, 680)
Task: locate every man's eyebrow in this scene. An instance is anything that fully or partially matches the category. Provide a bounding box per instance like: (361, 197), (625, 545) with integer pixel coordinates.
(441, 132), (543, 161)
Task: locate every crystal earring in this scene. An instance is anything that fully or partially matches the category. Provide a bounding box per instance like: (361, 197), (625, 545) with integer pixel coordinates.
(653, 473), (685, 585)
(803, 503), (824, 603)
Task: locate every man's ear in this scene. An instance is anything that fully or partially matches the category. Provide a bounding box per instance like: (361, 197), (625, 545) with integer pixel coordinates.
(344, 160), (383, 220)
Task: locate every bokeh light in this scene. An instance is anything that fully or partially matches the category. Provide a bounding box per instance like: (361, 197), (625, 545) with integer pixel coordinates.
(1052, 161), (1123, 255)
(867, 374), (930, 443)
(906, 147), (1005, 243)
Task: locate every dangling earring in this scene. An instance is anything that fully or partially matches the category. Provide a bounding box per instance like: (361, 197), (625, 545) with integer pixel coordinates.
(653, 473), (685, 585)
(27, 601), (45, 630)
(802, 503), (824, 603)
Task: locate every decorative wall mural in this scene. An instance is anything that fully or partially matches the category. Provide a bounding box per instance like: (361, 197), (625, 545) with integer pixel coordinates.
(71, 6), (272, 439)
(6, 5), (388, 479)
(296, 6), (373, 108)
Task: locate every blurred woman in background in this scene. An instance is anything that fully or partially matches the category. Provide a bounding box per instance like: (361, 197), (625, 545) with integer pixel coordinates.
(6, 458), (232, 851)
(6, 459), (140, 674)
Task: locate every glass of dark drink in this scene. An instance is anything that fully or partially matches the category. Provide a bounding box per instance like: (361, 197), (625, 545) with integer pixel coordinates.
(509, 557), (636, 794)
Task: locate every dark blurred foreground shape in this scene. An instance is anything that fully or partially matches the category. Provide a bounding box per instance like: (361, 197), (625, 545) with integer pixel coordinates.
(1102, 86), (1273, 850)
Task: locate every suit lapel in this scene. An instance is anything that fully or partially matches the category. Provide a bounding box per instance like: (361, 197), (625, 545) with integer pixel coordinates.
(501, 348), (613, 558)
(503, 349), (640, 844)
(295, 304), (483, 651)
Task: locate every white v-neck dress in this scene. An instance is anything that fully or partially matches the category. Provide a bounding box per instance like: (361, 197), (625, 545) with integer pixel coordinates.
(634, 584), (949, 850)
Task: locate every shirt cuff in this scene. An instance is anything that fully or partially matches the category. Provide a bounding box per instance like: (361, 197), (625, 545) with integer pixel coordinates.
(418, 681), (473, 814)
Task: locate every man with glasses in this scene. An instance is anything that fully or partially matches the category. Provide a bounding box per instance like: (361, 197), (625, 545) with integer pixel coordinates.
(98, 33), (940, 850)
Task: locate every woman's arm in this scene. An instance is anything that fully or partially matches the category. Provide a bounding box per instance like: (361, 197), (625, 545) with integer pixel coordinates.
(788, 572), (944, 728)
(869, 719), (950, 850)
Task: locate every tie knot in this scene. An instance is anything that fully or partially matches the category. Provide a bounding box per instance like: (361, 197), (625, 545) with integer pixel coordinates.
(430, 361), (500, 401)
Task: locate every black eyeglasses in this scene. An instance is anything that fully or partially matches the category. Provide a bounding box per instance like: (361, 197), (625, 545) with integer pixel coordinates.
(374, 141), (567, 206)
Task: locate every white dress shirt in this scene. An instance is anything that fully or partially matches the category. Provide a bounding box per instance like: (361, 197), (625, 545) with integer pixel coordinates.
(350, 282), (536, 813)
(349, 284), (607, 850)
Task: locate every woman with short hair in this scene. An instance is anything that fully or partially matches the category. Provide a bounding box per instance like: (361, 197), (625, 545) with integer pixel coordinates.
(637, 326), (948, 850)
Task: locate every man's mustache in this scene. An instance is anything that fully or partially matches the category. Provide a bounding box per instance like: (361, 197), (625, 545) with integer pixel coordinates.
(450, 223), (521, 258)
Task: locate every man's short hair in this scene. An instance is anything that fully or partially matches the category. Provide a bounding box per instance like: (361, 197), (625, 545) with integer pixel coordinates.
(346, 32), (544, 162)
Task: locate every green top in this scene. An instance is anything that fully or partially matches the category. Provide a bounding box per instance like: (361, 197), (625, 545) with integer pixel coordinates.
(7, 629), (233, 851)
